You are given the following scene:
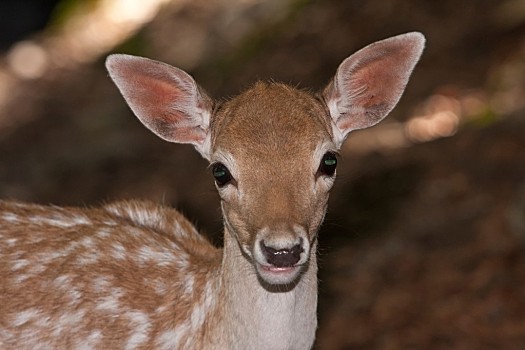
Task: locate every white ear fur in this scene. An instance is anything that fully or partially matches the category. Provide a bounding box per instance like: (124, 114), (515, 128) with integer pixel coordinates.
(323, 32), (425, 148)
(106, 54), (214, 160)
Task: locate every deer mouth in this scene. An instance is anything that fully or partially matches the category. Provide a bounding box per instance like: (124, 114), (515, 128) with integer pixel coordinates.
(259, 264), (299, 274)
(257, 264), (302, 283)
(250, 228), (311, 285)
(255, 261), (304, 285)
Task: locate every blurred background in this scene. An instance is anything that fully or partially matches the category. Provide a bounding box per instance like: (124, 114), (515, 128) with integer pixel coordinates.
(1, 0), (525, 348)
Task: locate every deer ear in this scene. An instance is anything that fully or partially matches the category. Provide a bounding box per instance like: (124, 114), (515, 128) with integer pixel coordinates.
(106, 54), (214, 160)
(323, 32), (425, 147)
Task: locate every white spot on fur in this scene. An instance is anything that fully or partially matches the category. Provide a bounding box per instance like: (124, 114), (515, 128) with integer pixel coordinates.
(96, 297), (120, 313)
(106, 220), (117, 226)
(2, 212), (19, 223)
(28, 263), (46, 276)
(190, 280), (216, 330)
(29, 216), (92, 228)
(97, 228), (112, 238)
(12, 308), (41, 327)
(68, 289), (82, 306)
(12, 259), (30, 271)
(151, 278), (168, 295)
(29, 234), (45, 245)
(136, 246), (175, 266)
(107, 205), (161, 229)
(112, 242), (127, 260)
(53, 309), (86, 338)
(78, 330), (103, 350)
(173, 254), (189, 271)
(89, 329), (103, 341)
(38, 250), (65, 264)
(204, 280), (215, 306)
(170, 220), (183, 237)
(80, 236), (95, 248)
(95, 288), (124, 312)
(76, 250), (100, 265)
(155, 305), (167, 314)
(14, 273), (31, 284)
(6, 237), (17, 247)
(53, 274), (72, 288)
(93, 276), (112, 292)
(125, 311), (151, 350)
(183, 274), (194, 295)
(73, 215), (92, 226)
(156, 324), (190, 350)
(56, 241), (81, 257)
(190, 302), (206, 330)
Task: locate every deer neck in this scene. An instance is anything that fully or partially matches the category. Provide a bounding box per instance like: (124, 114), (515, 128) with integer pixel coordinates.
(216, 226), (318, 350)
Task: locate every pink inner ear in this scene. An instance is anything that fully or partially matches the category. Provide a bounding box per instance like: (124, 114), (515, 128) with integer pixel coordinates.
(124, 75), (202, 139)
(350, 60), (403, 109)
(336, 50), (408, 131)
(106, 54), (212, 147)
(325, 32), (425, 141)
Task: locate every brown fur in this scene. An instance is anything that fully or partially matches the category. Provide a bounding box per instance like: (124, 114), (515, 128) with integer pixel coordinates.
(0, 200), (222, 348)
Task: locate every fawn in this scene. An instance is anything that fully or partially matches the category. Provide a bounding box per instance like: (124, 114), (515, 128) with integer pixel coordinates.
(0, 32), (424, 349)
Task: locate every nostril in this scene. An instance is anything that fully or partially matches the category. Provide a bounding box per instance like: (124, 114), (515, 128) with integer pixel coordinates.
(260, 240), (304, 268)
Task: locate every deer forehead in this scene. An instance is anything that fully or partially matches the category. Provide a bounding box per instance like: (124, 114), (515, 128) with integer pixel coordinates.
(211, 82), (333, 169)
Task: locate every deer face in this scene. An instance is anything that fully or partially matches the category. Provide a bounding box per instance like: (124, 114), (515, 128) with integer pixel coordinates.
(210, 83), (336, 285)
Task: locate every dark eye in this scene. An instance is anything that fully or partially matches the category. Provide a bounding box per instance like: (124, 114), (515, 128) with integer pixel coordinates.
(318, 152), (337, 177)
(212, 163), (233, 187)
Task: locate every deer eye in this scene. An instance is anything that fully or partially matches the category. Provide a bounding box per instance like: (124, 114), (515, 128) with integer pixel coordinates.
(318, 152), (337, 177)
(212, 163), (233, 187)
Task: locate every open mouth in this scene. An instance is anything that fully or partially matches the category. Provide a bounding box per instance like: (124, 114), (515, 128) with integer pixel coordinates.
(259, 265), (298, 273)
(256, 263), (303, 285)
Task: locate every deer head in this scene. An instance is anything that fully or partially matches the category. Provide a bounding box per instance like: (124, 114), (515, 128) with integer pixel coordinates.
(106, 32), (425, 286)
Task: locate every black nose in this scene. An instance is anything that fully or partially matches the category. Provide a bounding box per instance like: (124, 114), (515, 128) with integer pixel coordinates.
(260, 240), (304, 267)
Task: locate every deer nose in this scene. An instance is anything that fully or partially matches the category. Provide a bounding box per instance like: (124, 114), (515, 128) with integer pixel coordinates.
(260, 239), (304, 267)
